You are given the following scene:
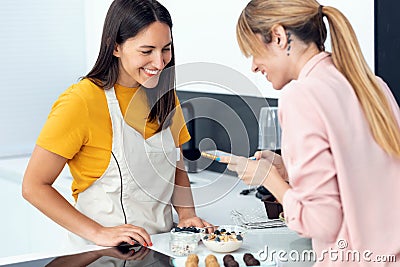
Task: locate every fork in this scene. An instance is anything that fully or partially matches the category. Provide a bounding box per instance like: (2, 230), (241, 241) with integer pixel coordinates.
(231, 209), (286, 229)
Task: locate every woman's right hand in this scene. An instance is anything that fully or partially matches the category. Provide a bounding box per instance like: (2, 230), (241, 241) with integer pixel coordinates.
(253, 150), (288, 182)
(93, 224), (152, 247)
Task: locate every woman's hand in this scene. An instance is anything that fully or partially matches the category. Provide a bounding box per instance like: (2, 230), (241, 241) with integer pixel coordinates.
(254, 150), (288, 182)
(92, 224), (152, 247)
(220, 155), (276, 186)
(219, 153), (290, 203)
(177, 216), (213, 229)
(177, 216), (217, 233)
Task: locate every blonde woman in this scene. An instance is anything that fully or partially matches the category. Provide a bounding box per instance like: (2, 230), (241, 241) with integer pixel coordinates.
(222, 0), (400, 266)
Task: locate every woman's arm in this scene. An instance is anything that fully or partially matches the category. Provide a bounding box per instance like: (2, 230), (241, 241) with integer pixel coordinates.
(171, 147), (213, 228)
(22, 145), (151, 247)
(278, 86), (343, 242)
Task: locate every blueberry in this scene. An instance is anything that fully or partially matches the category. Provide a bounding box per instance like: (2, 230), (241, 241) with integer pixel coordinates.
(237, 234), (243, 241)
(215, 237), (220, 242)
(178, 226), (200, 233)
(214, 230), (221, 235)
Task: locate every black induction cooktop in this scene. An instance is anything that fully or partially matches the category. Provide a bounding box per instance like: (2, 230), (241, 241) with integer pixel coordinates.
(2, 245), (173, 267)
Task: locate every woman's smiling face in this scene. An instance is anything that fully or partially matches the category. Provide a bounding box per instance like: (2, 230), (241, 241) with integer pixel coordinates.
(113, 21), (172, 88)
(251, 33), (292, 90)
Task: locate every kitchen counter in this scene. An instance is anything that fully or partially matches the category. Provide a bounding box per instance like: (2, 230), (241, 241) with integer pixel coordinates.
(154, 170), (314, 266)
(151, 227), (313, 266)
(0, 159), (313, 266)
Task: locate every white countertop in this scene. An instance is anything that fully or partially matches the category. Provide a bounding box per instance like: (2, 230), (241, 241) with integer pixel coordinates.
(0, 159), (313, 266)
(151, 228), (313, 267)
(156, 170), (314, 266)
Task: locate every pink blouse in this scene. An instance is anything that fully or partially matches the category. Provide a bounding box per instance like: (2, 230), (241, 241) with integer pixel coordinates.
(280, 52), (400, 266)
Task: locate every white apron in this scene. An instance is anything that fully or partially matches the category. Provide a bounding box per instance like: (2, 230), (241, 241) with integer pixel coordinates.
(69, 87), (177, 246)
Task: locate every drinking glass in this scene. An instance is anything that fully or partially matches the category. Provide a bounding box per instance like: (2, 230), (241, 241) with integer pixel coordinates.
(258, 107), (281, 150)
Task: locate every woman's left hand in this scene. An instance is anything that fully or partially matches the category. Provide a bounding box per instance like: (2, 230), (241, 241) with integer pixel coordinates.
(177, 216), (213, 229)
(219, 155), (290, 204)
(219, 156), (278, 186)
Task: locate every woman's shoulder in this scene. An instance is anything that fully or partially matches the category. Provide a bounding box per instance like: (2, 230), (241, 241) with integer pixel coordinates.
(66, 79), (105, 98)
(50, 79), (107, 116)
(282, 63), (349, 103)
(54, 79), (106, 109)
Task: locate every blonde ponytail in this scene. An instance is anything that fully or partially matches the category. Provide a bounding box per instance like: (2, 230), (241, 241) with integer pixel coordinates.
(323, 6), (400, 157)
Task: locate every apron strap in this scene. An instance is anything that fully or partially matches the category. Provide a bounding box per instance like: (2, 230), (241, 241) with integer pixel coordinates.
(104, 87), (123, 157)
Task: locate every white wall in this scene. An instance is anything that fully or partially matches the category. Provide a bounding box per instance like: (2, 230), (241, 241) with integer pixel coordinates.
(85, 0), (375, 98)
(84, 0), (113, 72)
(320, 0), (375, 67)
(0, 0), (86, 157)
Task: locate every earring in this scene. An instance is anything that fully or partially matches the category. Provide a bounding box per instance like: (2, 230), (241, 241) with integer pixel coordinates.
(286, 32), (292, 56)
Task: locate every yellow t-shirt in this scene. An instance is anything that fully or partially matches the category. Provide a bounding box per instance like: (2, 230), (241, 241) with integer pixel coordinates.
(37, 79), (190, 201)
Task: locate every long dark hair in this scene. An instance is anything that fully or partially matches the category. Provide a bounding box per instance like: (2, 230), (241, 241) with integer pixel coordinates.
(83, 0), (176, 131)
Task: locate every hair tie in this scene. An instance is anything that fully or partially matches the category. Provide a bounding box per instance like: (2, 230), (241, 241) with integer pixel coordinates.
(318, 5), (324, 16)
(317, 5), (325, 51)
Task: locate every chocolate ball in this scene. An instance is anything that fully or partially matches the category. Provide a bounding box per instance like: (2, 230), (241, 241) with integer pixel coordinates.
(245, 258), (260, 266)
(243, 253), (260, 266)
(243, 253), (254, 262)
(224, 260), (239, 267)
(223, 254), (235, 263)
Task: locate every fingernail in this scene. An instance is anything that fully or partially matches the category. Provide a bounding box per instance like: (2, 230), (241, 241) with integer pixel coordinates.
(216, 157), (220, 161)
(144, 242), (148, 247)
(149, 242), (153, 246)
(250, 157), (257, 160)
